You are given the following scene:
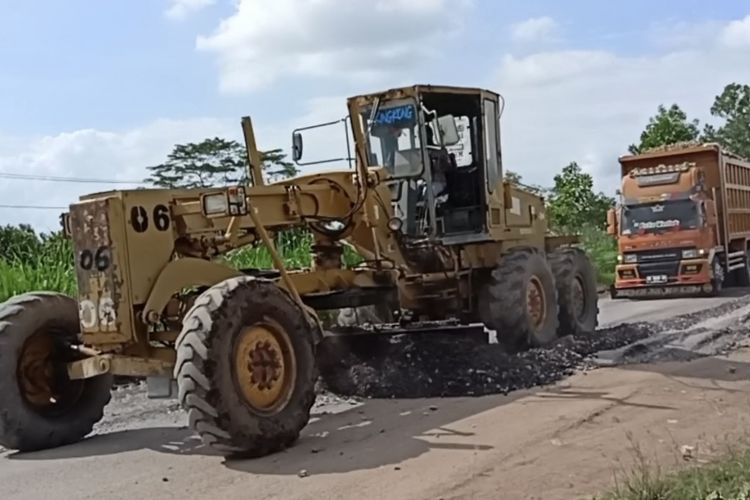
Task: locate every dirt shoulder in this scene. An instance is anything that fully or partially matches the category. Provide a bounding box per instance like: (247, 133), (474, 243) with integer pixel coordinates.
(441, 346), (750, 500)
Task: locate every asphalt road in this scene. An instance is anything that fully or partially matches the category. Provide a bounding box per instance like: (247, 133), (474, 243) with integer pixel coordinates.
(1, 289), (749, 500)
(597, 287), (750, 326)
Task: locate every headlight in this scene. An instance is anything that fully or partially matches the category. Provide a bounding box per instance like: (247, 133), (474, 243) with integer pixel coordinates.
(202, 193), (228, 215)
(623, 254), (637, 264)
(388, 217), (403, 232)
(682, 249), (699, 259)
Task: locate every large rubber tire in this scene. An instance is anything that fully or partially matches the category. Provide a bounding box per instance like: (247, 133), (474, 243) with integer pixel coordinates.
(0, 292), (113, 452)
(709, 257), (725, 297)
(548, 248), (599, 336)
(478, 248), (559, 350)
(174, 277), (317, 458)
(730, 252), (750, 287)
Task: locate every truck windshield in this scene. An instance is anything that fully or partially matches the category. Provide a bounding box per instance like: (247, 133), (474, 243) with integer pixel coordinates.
(362, 99), (423, 177)
(621, 199), (702, 235)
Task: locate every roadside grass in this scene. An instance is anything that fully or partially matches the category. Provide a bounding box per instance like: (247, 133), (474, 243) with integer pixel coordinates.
(0, 229), (364, 303)
(591, 437), (750, 500)
(0, 225), (612, 302)
(0, 237), (76, 300)
(580, 225), (617, 286)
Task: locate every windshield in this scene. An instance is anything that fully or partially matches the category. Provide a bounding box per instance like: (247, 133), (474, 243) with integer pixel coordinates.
(621, 199), (702, 235)
(362, 99), (424, 177)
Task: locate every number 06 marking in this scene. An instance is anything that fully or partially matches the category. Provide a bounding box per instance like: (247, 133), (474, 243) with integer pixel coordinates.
(131, 204), (170, 232)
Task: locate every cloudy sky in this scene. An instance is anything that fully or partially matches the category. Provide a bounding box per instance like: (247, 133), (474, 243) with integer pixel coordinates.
(1, 0), (749, 230)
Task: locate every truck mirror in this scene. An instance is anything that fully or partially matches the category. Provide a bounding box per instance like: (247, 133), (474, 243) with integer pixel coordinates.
(292, 132), (304, 162)
(606, 208), (617, 235)
(437, 115), (460, 146)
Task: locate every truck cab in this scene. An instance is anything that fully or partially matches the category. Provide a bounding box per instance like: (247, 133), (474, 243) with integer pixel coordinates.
(608, 143), (750, 298)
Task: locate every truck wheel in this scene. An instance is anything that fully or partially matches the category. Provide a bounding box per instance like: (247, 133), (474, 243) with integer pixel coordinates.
(478, 248), (559, 350)
(548, 248), (599, 336)
(0, 292), (113, 452)
(710, 257), (725, 296)
(731, 252), (750, 287)
(175, 277), (317, 457)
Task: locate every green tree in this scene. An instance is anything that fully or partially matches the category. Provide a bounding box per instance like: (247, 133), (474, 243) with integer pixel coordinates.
(628, 104), (700, 154)
(146, 138), (299, 188)
(702, 83), (750, 159)
(546, 162), (614, 232)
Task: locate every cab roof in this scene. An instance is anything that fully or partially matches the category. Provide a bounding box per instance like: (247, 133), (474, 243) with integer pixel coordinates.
(347, 84), (500, 104)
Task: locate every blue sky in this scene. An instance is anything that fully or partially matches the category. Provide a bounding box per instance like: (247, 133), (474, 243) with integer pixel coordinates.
(1, 0), (749, 229)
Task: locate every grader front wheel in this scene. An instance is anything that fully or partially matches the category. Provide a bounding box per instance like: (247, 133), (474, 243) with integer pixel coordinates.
(174, 277), (317, 457)
(0, 292), (113, 452)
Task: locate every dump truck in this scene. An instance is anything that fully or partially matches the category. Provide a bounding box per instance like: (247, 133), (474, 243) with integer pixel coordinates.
(608, 142), (750, 298)
(0, 84), (599, 457)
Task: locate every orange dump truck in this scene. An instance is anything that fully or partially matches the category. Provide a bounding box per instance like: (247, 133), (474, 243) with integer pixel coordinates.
(608, 143), (750, 298)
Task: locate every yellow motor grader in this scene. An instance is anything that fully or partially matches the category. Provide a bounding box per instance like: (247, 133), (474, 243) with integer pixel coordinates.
(0, 84), (598, 456)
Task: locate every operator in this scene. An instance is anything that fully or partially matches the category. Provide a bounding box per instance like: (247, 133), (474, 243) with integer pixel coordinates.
(424, 124), (451, 203)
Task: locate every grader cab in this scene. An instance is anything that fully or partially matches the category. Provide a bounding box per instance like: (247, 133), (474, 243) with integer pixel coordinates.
(0, 84), (598, 457)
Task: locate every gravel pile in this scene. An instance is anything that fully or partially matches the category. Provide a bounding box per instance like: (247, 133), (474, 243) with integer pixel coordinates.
(318, 297), (750, 399)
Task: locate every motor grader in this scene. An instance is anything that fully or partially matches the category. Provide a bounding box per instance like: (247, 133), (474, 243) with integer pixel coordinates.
(0, 84), (598, 457)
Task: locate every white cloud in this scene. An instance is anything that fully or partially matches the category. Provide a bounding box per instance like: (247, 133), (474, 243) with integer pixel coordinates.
(196, 0), (471, 93)
(165, 0), (215, 21)
(495, 17), (750, 195)
(720, 15), (750, 48)
(510, 16), (560, 44)
(0, 118), (236, 230)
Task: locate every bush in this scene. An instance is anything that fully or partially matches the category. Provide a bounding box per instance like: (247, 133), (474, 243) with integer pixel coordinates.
(579, 225), (617, 286)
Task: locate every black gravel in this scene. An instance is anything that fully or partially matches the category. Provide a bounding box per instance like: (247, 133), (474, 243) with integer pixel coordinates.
(318, 297), (750, 399)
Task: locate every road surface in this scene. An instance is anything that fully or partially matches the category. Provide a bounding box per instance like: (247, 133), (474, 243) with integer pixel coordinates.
(597, 287), (750, 326)
(1, 290), (749, 500)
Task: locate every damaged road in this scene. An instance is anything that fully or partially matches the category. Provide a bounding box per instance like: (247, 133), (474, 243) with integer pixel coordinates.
(2, 291), (750, 500)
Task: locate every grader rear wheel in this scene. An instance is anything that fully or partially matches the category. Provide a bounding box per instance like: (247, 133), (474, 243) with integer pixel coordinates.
(0, 292), (113, 452)
(548, 247), (599, 336)
(479, 248), (559, 350)
(175, 276), (317, 457)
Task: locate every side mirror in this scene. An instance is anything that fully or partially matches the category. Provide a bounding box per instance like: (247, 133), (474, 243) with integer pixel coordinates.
(437, 114), (460, 146)
(606, 208), (617, 236)
(292, 132), (304, 162)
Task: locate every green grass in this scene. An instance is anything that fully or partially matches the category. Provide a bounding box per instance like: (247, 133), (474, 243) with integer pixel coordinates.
(592, 445), (750, 500)
(0, 238), (76, 301)
(0, 224), (615, 303)
(0, 229), (365, 303)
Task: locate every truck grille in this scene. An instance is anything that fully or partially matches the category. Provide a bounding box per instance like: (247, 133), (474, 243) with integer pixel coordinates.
(638, 261), (680, 278)
(634, 249), (681, 263)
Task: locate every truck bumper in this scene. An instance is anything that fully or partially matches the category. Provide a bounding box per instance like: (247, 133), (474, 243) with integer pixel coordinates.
(611, 258), (713, 298)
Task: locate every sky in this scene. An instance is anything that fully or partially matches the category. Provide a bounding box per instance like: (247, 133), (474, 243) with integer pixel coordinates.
(1, 0), (749, 230)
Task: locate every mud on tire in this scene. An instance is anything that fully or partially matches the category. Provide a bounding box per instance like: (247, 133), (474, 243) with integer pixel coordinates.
(548, 247), (599, 336)
(479, 247), (559, 350)
(0, 292), (113, 452)
(174, 277), (318, 458)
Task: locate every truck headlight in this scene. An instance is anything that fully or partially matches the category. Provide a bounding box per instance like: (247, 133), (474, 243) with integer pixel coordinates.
(682, 249), (700, 259)
(623, 254), (637, 264)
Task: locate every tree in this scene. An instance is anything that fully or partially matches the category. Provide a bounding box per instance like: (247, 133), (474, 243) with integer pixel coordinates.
(628, 104), (700, 154)
(702, 83), (750, 159)
(146, 138), (299, 188)
(546, 162), (614, 232)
